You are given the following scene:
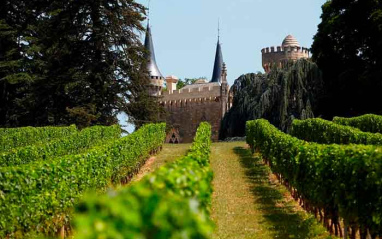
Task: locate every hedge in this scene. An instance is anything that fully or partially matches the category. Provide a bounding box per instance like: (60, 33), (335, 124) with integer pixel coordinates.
(291, 118), (382, 145)
(0, 125), (121, 167)
(333, 114), (382, 134)
(73, 122), (213, 239)
(0, 125), (77, 152)
(0, 123), (166, 238)
(246, 119), (382, 238)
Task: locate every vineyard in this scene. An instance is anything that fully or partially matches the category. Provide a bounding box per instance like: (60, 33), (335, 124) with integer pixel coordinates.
(0, 123), (167, 238)
(1, 114), (382, 238)
(247, 114), (382, 239)
(0, 122), (214, 238)
(74, 122), (213, 238)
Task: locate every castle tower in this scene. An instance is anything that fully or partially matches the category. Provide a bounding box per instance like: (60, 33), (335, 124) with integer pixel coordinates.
(261, 35), (310, 73)
(144, 22), (164, 95)
(210, 38), (224, 83)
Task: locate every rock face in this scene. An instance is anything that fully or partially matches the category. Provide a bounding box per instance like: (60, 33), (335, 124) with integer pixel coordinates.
(220, 59), (323, 138)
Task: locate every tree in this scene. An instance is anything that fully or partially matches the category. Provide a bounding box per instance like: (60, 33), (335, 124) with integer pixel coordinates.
(122, 56), (165, 129)
(312, 0), (382, 118)
(176, 77), (206, 89)
(220, 59), (323, 138)
(0, 1), (43, 126)
(0, 0), (161, 128)
(123, 82), (166, 128)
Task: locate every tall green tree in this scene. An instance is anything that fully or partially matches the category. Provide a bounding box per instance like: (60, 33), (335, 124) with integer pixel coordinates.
(312, 0), (382, 118)
(0, 0), (162, 128)
(0, 1), (43, 126)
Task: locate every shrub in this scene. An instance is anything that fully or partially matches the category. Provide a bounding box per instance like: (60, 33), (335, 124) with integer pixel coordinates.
(291, 118), (382, 145)
(73, 122), (214, 239)
(333, 114), (382, 133)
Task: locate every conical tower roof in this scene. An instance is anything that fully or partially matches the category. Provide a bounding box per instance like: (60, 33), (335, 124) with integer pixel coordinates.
(210, 39), (223, 83)
(144, 23), (163, 80)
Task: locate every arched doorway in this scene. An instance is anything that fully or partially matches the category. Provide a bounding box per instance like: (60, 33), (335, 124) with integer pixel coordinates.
(166, 128), (181, 144)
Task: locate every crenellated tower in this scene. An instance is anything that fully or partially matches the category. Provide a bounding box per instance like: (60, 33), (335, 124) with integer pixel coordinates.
(261, 35), (310, 73)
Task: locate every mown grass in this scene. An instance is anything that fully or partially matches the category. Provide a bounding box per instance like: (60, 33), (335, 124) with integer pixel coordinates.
(211, 142), (334, 239)
(131, 143), (191, 182)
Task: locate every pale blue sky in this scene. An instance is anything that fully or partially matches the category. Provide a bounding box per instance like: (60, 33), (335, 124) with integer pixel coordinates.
(137, 0), (327, 85)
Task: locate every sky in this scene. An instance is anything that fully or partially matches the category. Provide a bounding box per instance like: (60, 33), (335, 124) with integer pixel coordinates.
(137, 0), (327, 86)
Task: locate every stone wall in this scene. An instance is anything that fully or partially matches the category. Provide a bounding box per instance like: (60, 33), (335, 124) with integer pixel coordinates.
(159, 84), (221, 100)
(162, 97), (222, 143)
(261, 46), (310, 73)
(159, 72), (230, 143)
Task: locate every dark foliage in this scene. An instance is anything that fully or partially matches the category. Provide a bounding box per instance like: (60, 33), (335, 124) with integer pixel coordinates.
(312, 0), (382, 118)
(220, 59), (323, 138)
(0, 0), (162, 128)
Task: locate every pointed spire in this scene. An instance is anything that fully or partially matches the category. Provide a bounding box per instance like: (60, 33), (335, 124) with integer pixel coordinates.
(210, 26), (224, 83)
(148, 0), (151, 21)
(144, 22), (163, 81)
(218, 18), (220, 42)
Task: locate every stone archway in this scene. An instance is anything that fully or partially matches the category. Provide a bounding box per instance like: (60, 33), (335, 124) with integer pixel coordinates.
(166, 128), (181, 144)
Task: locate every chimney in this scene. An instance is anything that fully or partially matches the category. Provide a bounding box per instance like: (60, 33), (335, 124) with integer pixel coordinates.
(165, 75), (179, 93)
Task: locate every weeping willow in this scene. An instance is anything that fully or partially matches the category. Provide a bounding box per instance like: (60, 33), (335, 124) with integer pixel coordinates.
(220, 59), (324, 139)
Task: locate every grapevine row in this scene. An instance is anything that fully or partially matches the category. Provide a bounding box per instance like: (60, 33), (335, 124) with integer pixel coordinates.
(0, 125), (77, 152)
(0, 125), (121, 166)
(0, 123), (166, 238)
(291, 118), (382, 145)
(73, 122), (213, 239)
(333, 114), (382, 133)
(246, 119), (382, 238)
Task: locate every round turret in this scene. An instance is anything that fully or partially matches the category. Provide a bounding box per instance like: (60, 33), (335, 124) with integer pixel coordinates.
(261, 35), (310, 73)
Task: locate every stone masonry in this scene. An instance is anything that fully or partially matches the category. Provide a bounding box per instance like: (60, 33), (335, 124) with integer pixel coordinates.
(262, 35), (310, 73)
(159, 65), (230, 143)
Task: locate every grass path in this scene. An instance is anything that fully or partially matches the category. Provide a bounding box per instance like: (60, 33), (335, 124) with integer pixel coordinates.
(131, 143), (191, 182)
(210, 142), (333, 239)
